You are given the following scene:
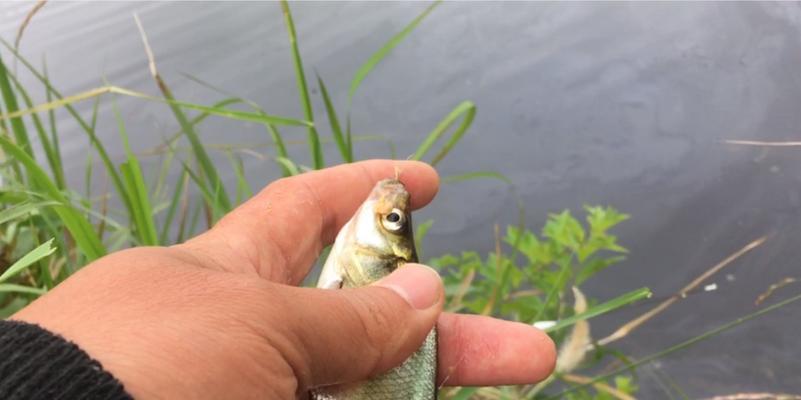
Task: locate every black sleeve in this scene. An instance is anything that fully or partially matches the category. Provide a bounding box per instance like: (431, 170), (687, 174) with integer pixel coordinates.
(0, 320), (133, 400)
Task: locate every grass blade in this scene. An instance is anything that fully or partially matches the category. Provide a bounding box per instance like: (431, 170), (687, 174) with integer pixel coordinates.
(112, 97), (158, 246)
(345, 1), (440, 148)
(178, 159), (226, 221)
(152, 97), (244, 154)
(544, 287), (652, 333)
(265, 123), (293, 176)
(178, 74), (295, 176)
(186, 199), (204, 240)
(7, 69), (65, 188)
(150, 140), (175, 199)
(225, 151), (253, 205)
(0, 201), (58, 225)
(316, 73), (351, 162)
(159, 170), (188, 244)
(0, 85), (311, 127)
(0, 41), (134, 225)
(0, 238), (56, 283)
(0, 283), (47, 295)
(348, 1), (440, 102)
(135, 14), (232, 214)
(445, 388), (479, 400)
(412, 100), (475, 166)
(43, 56), (65, 187)
(0, 53), (33, 158)
(0, 135), (105, 260)
(276, 156), (301, 176)
(280, 0), (323, 169)
(120, 162), (158, 245)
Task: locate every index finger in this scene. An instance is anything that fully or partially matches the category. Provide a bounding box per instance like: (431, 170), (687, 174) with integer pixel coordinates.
(182, 160), (439, 283)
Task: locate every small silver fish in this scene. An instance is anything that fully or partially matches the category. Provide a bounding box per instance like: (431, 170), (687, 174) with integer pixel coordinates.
(312, 178), (437, 400)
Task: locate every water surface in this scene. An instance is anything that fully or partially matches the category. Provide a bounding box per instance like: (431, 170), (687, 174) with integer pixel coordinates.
(2, 2), (801, 397)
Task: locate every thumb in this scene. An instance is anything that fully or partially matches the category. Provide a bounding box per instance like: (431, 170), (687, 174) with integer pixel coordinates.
(275, 264), (443, 392)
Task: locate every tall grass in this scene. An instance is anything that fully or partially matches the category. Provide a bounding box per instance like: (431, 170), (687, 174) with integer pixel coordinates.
(0, 0), (479, 316)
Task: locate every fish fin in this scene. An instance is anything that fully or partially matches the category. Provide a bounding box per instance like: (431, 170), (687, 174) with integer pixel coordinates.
(317, 220), (351, 290)
(317, 256), (343, 289)
(318, 276), (343, 290)
(317, 247), (344, 290)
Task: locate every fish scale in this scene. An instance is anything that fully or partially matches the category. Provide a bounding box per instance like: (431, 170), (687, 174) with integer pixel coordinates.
(311, 332), (436, 399)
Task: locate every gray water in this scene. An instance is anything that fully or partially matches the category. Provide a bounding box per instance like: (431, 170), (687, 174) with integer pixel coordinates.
(2, 2), (801, 398)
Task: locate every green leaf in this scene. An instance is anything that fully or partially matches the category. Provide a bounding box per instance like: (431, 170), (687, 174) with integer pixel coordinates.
(0, 239), (57, 283)
(411, 101), (476, 166)
(113, 98), (159, 246)
(0, 283), (46, 295)
(276, 157), (301, 176)
(7, 66), (65, 188)
(544, 287), (652, 333)
(159, 170), (188, 244)
(0, 201), (58, 225)
(316, 73), (351, 162)
(543, 210), (585, 251)
(43, 57), (66, 190)
(0, 41), (134, 223)
(505, 226), (550, 266)
(349, 1), (440, 102)
(265, 123), (292, 177)
(0, 136), (105, 260)
(447, 387), (479, 400)
(586, 205), (629, 234)
(137, 92), (308, 127)
(178, 159), (226, 221)
(149, 97), (245, 198)
(280, 0), (323, 169)
(225, 151), (253, 205)
(0, 52), (32, 158)
(175, 74), (294, 176)
(575, 255), (626, 286)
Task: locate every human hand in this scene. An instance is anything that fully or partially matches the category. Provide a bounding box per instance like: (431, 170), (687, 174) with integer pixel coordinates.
(12, 160), (556, 399)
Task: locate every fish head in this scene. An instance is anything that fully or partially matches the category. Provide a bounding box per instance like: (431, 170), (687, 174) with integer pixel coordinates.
(351, 178), (417, 263)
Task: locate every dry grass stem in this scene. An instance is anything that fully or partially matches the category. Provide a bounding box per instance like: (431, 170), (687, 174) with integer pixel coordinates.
(725, 140), (801, 147)
(561, 373), (636, 400)
(596, 235), (767, 347)
(703, 393), (801, 400)
(14, 1), (47, 53)
(556, 287), (591, 373)
(755, 277), (798, 306)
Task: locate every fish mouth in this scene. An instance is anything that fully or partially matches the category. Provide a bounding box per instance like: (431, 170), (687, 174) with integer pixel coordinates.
(391, 243), (414, 262)
(394, 258), (410, 271)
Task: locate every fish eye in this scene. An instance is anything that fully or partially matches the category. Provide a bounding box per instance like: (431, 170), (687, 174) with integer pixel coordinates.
(382, 208), (405, 232)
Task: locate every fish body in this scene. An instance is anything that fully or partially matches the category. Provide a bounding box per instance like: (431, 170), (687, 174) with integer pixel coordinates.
(312, 179), (437, 400)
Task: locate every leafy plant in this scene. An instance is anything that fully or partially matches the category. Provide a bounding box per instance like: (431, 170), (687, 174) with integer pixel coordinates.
(432, 206), (631, 320)
(426, 206), (648, 399)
